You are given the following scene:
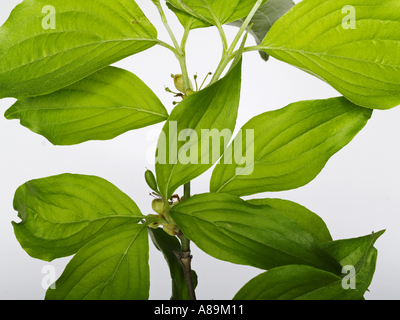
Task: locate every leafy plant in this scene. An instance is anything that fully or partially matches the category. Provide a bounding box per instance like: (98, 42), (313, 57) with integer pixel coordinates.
(1, 0), (398, 300)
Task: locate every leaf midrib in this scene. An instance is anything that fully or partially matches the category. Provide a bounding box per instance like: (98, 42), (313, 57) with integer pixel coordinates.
(174, 207), (333, 271)
(162, 81), (230, 197)
(11, 95), (167, 118)
(63, 223), (146, 299)
(214, 106), (358, 192)
(262, 45), (400, 71)
(26, 210), (141, 226)
(0, 37), (157, 76)
(96, 224), (146, 299)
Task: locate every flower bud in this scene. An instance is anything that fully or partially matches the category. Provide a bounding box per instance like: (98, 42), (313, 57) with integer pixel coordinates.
(145, 169), (158, 193)
(173, 74), (193, 93)
(152, 199), (166, 215)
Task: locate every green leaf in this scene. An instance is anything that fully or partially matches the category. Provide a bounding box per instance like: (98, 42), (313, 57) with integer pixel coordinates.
(168, 0), (267, 26)
(148, 227), (198, 300)
(45, 221), (149, 300)
(321, 231), (384, 267)
(210, 97), (372, 196)
(169, 193), (342, 274)
(226, 0), (269, 23)
(247, 198), (332, 245)
(155, 58), (242, 200)
(233, 231), (384, 300)
(12, 174), (144, 262)
(320, 230), (385, 299)
(259, 0), (400, 109)
(4, 66), (168, 145)
(233, 265), (343, 300)
(228, 0), (295, 61)
(166, 2), (211, 30)
(0, 0), (157, 99)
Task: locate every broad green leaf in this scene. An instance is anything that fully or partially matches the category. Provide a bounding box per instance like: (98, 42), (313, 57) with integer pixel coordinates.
(247, 198), (332, 244)
(148, 227), (198, 300)
(45, 221), (149, 300)
(259, 0), (400, 109)
(169, 193), (342, 274)
(233, 230), (384, 300)
(5, 66), (168, 145)
(228, 0), (295, 61)
(166, 2), (211, 30)
(321, 231), (384, 267)
(12, 174), (144, 262)
(234, 265), (343, 300)
(226, 0), (269, 23)
(155, 59), (242, 200)
(0, 0), (157, 99)
(210, 97), (372, 196)
(320, 230), (385, 299)
(235, 265), (359, 300)
(168, 0), (267, 26)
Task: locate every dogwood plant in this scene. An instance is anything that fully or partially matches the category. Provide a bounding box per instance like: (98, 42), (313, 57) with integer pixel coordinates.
(1, 0), (398, 300)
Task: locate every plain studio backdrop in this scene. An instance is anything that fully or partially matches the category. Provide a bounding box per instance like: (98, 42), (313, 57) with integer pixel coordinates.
(1, 0), (400, 300)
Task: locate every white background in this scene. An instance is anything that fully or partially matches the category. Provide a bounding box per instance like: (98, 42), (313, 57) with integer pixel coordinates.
(1, 0), (400, 300)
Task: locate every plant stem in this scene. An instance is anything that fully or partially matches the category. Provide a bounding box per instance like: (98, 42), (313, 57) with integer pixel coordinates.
(153, 0), (195, 300)
(179, 28), (193, 91)
(177, 54), (191, 94)
(216, 23), (229, 53)
(178, 234), (196, 300)
(209, 53), (233, 85)
(243, 45), (266, 53)
(209, 0), (263, 85)
(227, 0), (263, 55)
(153, 0), (191, 93)
(184, 182), (191, 200)
(180, 27), (190, 52)
(156, 39), (180, 56)
(152, 0), (181, 53)
(179, 182), (196, 300)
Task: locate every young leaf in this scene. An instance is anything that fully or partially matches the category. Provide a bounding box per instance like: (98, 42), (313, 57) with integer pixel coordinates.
(210, 97), (372, 197)
(148, 227), (198, 300)
(247, 198), (332, 245)
(169, 193), (342, 274)
(233, 231), (384, 300)
(12, 174), (144, 262)
(0, 0), (158, 99)
(259, 0), (400, 109)
(155, 59), (242, 200)
(5, 66), (169, 145)
(45, 221), (149, 300)
(228, 0), (295, 61)
(168, 0), (267, 26)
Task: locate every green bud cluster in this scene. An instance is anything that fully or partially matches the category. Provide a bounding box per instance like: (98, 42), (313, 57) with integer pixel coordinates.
(148, 198), (180, 236)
